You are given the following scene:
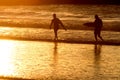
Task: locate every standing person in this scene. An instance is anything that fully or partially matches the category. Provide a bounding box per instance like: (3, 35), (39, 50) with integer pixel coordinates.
(50, 13), (67, 40)
(94, 15), (104, 41)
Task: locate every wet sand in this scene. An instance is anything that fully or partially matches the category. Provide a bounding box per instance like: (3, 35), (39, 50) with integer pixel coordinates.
(0, 40), (119, 80)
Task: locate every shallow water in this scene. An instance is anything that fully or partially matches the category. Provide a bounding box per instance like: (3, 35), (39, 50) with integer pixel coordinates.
(0, 27), (120, 44)
(0, 40), (119, 80)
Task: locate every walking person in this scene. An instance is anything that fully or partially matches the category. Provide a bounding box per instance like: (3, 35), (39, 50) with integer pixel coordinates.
(50, 13), (67, 40)
(94, 15), (104, 41)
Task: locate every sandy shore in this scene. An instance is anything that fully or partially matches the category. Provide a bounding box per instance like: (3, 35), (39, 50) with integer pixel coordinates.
(0, 39), (119, 80)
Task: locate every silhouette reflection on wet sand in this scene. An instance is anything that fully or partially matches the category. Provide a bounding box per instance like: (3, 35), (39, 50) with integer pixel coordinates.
(94, 43), (102, 79)
(53, 41), (58, 66)
(52, 41), (59, 78)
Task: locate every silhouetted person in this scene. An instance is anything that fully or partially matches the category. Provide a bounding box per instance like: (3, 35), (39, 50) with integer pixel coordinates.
(94, 15), (104, 41)
(50, 13), (67, 40)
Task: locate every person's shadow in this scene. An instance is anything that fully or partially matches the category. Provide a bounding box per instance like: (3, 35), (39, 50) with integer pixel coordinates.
(94, 43), (102, 78)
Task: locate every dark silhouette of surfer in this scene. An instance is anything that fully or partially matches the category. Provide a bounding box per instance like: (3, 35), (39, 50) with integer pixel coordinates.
(94, 15), (104, 41)
(50, 13), (67, 40)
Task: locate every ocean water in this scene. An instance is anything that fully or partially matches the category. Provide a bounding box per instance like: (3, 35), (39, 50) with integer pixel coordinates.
(0, 5), (120, 31)
(0, 5), (119, 80)
(0, 5), (119, 43)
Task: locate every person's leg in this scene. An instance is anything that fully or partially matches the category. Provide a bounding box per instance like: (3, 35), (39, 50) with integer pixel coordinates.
(54, 29), (58, 40)
(94, 31), (98, 41)
(98, 31), (104, 41)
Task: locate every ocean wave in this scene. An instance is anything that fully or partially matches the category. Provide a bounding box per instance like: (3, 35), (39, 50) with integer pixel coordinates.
(0, 28), (119, 45)
(0, 5), (119, 31)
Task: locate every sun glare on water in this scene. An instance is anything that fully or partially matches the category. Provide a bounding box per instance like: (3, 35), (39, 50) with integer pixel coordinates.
(0, 40), (16, 76)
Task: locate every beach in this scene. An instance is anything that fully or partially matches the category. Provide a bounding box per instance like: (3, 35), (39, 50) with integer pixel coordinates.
(0, 27), (119, 80)
(0, 39), (119, 80)
(0, 4), (119, 80)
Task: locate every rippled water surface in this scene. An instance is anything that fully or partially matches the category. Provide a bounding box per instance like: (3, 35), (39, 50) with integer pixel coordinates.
(0, 40), (119, 80)
(0, 5), (120, 31)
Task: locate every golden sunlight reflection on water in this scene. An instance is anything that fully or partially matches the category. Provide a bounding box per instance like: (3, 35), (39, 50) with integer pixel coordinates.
(0, 40), (119, 80)
(0, 40), (15, 76)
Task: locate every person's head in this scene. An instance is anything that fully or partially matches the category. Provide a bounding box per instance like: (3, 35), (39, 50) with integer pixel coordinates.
(53, 13), (56, 18)
(95, 14), (99, 19)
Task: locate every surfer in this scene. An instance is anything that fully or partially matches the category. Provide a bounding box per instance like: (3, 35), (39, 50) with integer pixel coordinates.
(94, 15), (104, 41)
(50, 13), (67, 40)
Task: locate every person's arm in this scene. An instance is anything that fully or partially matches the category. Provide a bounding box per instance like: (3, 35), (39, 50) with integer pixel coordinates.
(50, 20), (53, 29)
(59, 20), (67, 30)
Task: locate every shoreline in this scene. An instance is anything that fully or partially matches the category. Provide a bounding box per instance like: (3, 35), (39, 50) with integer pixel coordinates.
(0, 20), (120, 32)
(0, 36), (120, 45)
